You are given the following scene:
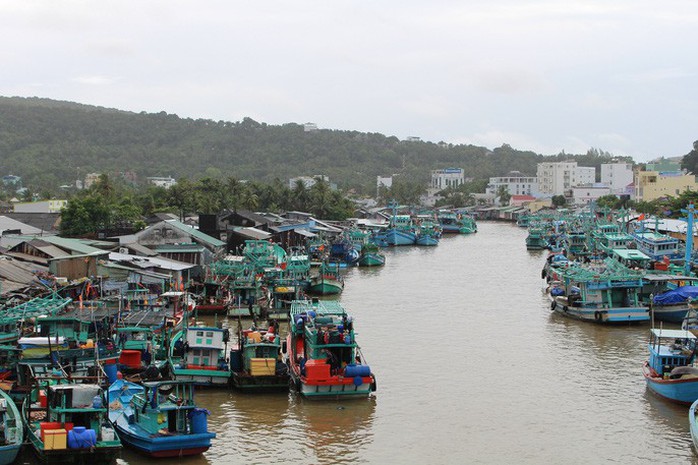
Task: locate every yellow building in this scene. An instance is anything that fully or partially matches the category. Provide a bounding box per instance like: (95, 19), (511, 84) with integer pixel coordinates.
(634, 170), (698, 201)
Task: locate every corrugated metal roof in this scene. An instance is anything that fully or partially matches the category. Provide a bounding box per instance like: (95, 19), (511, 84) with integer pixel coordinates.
(109, 252), (196, 271)
(231, 227), (272, 240)
(164, 220), (226, 248)
(0, 257), (47, 285)
(0, 216), (41, 234)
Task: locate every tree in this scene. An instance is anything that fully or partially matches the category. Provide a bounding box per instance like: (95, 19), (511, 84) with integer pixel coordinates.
(681, 140), (698, 174)
(552, 195), (567, 208)
(496, 185), (511, 206)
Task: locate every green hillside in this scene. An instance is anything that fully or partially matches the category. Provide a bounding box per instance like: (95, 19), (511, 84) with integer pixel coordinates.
(0, 96), (630, 194)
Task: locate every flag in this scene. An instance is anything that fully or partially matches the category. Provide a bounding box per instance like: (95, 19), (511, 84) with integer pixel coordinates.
(638, 213), (646, 221)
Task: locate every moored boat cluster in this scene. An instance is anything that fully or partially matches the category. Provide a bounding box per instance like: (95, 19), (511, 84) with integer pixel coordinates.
(525, 204), (698, 447)
(0, 207), (476, 463)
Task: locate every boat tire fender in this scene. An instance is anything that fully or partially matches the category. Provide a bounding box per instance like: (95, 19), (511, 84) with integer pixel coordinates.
(594, 311), (602, 322)
(550, 301), (556, 311)
(562, 305), (568, 312)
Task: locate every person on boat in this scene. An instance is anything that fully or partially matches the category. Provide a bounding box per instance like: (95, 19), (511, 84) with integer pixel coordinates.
(322, 349), (340, 375)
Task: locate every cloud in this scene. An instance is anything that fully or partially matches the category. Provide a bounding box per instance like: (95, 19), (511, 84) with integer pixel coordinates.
(615, 67), (695, 83)
(71, 75), (120, 86)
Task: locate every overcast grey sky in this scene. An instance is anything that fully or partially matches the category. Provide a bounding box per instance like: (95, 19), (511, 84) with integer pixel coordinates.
(2, 1), (696, 162)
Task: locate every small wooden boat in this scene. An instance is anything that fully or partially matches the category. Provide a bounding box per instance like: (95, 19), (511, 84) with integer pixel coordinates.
(230, 324), (289, 391)
(23, 381), (122, 464)
(0, 388), (22, 465)
(108, 380), (215, 457)
(285, 300), (376, 399)
(642, 328), (698, 404)
(357, 243), (385, 267)
(308, 262), (344, 296)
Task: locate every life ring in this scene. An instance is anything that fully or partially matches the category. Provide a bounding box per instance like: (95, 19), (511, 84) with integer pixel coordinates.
(550, 301), (556, 311)
(594, 311), (602, 322)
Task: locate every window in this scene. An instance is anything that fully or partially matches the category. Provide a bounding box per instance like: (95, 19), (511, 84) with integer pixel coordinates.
(196, 331), (204, 336)
(206, 332), (213, 337)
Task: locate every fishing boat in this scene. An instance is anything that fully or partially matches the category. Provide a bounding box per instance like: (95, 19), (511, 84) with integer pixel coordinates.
(169, 323), (232, 386)
(383, 214), (417, 246)
(0, 388), (22, 465)
(651, 286), (698, 323)
(107, 380), (215, 457)
(689, 397), (698, 451)
(642, 328), (698, 404)
(415, 220), (441, 246)
(525, 228), (549, 250)
(308, 261), (344, 296)
(357, 243), (385, 267)
(549, 258), (649, 323)
(230, 324), (289, 391)
(23, 381), (122, 464)
(285, 300), (376, 399)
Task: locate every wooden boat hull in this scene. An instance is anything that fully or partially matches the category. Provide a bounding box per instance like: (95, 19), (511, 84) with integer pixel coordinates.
(231, 373), (290, 391)
(643, 362), (698, 404)
(652, 303), (692, 323)
(415, 235), (439, 246)
(385, 229), (416, 246)
(551, 296), (649, 323)
(113, 422), (213, 457)
(0, 389), (22, 465)
(690, 398), (698, 451)
(358, 253), (385, 267)
(171, 368), (231, 386)
(194, 303), (229, 315)
(308, 279), (343, 295)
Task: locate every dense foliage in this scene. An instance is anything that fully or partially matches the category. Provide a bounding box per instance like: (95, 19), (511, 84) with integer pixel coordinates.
(60, 174), (355, 236)
(0, 97), (631, 196)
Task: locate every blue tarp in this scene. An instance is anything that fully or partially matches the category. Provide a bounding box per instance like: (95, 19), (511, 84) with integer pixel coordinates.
(653, 286), (698, 305)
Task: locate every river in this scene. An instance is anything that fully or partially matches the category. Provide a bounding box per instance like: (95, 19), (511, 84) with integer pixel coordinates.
(17, 222), (698, 464)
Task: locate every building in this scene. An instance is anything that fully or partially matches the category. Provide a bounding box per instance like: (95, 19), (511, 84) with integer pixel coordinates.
(288, 175), (329, 190)
(146, 176), (177, 189)
(537, 162), (596, 196)
(601, 163), (634, 194)
(572, 184), (612, 205)
(405, 136), (421, 142)
(303, 122), (318, 132)
(486, 171), (539, 197)
(431, 168), (465, 191)
(634, 170), (698, 201)
(13, 200), (68, 214)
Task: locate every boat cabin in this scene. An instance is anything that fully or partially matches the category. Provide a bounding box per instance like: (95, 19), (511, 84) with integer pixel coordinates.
(182, 326), (228, 369)
(647, 328), (697, 376)
(611, 248), (651, 270)
(632, 231), (680, 261)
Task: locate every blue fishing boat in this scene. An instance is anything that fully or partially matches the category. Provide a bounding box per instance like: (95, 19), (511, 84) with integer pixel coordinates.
(0, 388), (22, 465)
(108, 380), (215, 457)
(415, 220), (441, 246)
(642, 328), (698, 404)
(651, 286), (698, 323)
(384, 214), (417, 246)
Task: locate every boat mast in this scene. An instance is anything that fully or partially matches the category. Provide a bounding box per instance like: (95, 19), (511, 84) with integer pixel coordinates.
(682, 203), (696, 276)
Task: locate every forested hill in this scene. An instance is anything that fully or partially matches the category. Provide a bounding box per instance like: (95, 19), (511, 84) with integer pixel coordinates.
(0, 96), (629, 194)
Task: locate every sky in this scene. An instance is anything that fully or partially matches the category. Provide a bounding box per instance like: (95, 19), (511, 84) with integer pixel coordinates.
(1, 1), (697, 162)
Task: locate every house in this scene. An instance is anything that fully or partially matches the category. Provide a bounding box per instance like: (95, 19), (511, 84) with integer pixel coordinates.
(3, 213), (61, 234)
(0, 216), (43, 236)
(120, 219), (226, 265)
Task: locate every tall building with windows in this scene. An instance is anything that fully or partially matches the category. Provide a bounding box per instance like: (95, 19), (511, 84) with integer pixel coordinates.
(537, 162), (596, 196)
(601, 163), (634, 194)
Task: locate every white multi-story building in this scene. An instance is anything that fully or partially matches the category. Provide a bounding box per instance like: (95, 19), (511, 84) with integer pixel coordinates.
(147, 176), (177, 189)
(486, 171), (539, 197)
(601, 163), (634, 194)
(431, 168), (465, 190)
(537, 162), (596, 196)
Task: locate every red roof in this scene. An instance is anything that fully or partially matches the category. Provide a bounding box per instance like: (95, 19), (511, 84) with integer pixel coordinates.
(511, 195), (536, 201)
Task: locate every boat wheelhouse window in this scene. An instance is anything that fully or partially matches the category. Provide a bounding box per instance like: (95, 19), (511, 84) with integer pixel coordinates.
(192, 349), (200, 356)
(206, 331), (213, 337)
(196, 331), (204, 337)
